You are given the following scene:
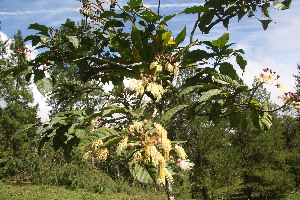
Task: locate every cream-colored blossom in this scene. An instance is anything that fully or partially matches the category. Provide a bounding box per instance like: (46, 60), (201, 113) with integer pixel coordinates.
(118, 136), (128, 152)
(129, 79), (145, 96)
(129, 121), (143, 132)
(150, 61), (163, 72)
(276, 83), (288, 93)
(162, 139), (172, 159)
(133, 151), (143, 163)
(259, 72), (276, 84)
(154, 123), (167, 138)
(145, 145), (164, 167)
(83, 151), (92, 159)
(177, 159), (194, 170)
(146, 83), (165, 99)
(164, 168), (174, 183)
(25, 53), (34, 61)
(165, 62), (174, 72)
(96, 148), (109, 161)
(174, 144), (187, 160)
(157, 164), (166, 185)
(91, 139), (103, 148)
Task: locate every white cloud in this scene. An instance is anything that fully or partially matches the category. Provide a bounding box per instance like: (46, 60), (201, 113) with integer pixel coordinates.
(0, 8), (77, 16)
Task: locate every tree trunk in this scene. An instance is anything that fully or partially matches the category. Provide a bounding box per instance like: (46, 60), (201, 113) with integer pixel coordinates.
(165, 179), (175, 200)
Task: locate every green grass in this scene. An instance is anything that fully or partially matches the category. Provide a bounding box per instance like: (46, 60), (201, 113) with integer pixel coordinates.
(0, 183), (168, 200)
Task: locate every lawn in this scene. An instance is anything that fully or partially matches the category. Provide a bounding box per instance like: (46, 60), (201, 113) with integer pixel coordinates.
(0, 183), (168, 200)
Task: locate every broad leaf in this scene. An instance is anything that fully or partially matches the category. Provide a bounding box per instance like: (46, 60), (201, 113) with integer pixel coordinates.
(260, 20), (273, 31)
(159, 104), (189, 124)
(28, 23), (49, 37)
(129, 161), (157, 184)
(36, 78), (53, 96)
(199, 89), (222, 102)
(219, 62), (237, 79)
(79, 128), (119, 150)
(236, 54), (247, 72)
(182, 6), (208, 14)
(212, 33), (229, 48)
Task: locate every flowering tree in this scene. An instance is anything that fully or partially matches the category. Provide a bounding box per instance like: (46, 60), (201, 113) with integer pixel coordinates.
(1, 0), (298, 199)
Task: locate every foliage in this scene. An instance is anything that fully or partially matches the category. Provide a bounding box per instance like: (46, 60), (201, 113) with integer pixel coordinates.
(0, 0), (298, 199)
(0, 31), (40, 181)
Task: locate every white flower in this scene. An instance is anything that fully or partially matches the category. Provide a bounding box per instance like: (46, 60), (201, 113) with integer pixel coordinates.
(177, 159), (194, 170)
(25, 53), (34, 61)
(129, 79), (145, 96)
(146, 83), (164, 99)
(143, 3), (151, 9)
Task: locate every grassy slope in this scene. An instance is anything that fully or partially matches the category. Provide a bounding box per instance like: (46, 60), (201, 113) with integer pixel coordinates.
(1, 183), (299, 200)
(0, 183), (168, 200)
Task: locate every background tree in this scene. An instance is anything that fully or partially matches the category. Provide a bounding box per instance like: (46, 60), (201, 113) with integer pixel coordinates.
(0, 30), (40, 180)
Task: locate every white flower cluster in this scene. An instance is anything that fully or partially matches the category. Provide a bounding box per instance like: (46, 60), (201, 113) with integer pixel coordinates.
(128, 75), (165, 100)
(150, 61), (180, 75)
(177, 159), (195, 171)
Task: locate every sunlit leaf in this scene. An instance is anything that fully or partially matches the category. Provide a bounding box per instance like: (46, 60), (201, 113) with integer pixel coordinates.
(36, 78), (53, 96)
(159, 104), (189, 124)
(212, 33), (229, 48)
(199, 89), (222, 102)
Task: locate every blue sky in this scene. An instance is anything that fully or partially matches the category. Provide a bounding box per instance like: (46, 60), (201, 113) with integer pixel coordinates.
(1, 0), (299, 121)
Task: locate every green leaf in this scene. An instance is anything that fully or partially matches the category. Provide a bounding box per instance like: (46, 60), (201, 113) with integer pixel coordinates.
(16, 124), (37, 134)
(212, 33), (229, 48)
(129, 161), (157, 184)
(182, 6), (208, 14)
(28, 23), (49, 36)
(163, 13), (179, 21)
(24, 35), (41, 46)
(159, 104), (189, 124)
(131, 23), (147, 60)
(130, 107), (146, 118)
(184, 49), (210, 63)
(162, 31), (172, 46)
(79, 128), (119, 150)
(214, 74), (240, 87)
(180, 85), (205, 96)
(260, 20), (273, 30)
(199, 89), (222, 102)
(36, 78), (53, 96)
(66, 36), (79, 48)
(219, 62), (237, 79)
(236, 54), (247, 72)
(104, 19), (125, 28)
(274, 0), (291, 10)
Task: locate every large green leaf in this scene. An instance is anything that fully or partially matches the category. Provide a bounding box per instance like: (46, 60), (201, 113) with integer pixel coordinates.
(199, 89), (222, 102)
(214, 74), (240, 87)
(182, 6), (208, 14)
(129, 160), (157, 184)
(274, 0), (292, 10)
(180, 85), (205, 96)
(236, 54), (247, 72)
(36, 78), (53, 96)
(260, 20), (273, 31)
(79, 128), (119, 150)
(219, 62), (237, 79)
(131, 23), (147, 60)
(211, 33), (229, 48)
(159, 104), (189, 124)
(28, 23), (50, 37)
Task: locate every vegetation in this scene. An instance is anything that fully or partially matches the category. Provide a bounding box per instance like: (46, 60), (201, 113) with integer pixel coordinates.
(0, 0), (299, 200)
